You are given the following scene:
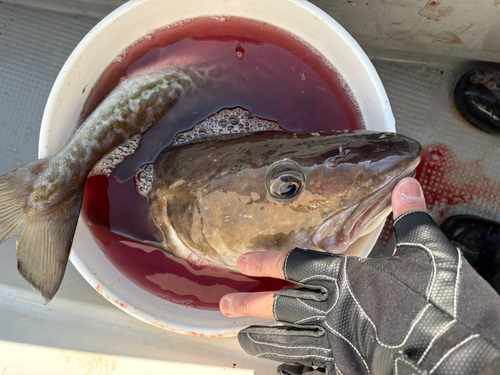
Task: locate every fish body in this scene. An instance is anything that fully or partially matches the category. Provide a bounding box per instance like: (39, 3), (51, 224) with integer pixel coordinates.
(0, 73), (184, 302)
(0, 70), (421, 303)
(145, 130), (421, 270)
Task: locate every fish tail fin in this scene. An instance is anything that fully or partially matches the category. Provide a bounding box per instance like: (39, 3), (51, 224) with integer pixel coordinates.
(0, 158), (83, 303)
(0, 175), (25, 243)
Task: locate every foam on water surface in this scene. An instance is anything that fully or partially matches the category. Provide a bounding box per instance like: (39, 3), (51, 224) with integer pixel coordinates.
(137, 107), (282, 195)
(135, 163), (154, 196)
(89, 135), (142, 178)
(173, 107), (282, 146)
(89, 107), (283, 196)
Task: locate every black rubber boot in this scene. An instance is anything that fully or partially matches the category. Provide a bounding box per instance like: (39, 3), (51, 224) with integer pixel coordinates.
(440, 215), (500, 294)
(451, 67), (500, 135)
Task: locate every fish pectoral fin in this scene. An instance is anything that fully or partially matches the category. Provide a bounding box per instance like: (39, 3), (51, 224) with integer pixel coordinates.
(108, 224), (168, 253)
(136, 238), (168, 251)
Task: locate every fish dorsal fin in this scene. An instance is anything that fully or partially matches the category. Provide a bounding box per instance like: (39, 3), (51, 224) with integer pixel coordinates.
(172, 107), (284, 146)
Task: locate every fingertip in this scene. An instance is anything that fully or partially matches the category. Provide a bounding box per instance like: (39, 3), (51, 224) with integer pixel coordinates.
(392, 177), (427, 219)
(237, 254), (250, 274)
(236, 251), (287, 279)
(219, 292), (275, 319)
(219, 295), (234, 316)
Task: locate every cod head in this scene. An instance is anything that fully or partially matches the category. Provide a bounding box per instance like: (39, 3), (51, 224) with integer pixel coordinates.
(150, 130), (421, 270)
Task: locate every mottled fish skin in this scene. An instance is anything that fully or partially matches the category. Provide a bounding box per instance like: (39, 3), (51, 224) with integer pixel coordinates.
(0, 72), (184, 303)
(31, 74), (183, 209)
(146, 130), (421, 270)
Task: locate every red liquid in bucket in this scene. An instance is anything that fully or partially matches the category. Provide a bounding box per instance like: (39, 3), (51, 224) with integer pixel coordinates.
(81, 16), (363, 309)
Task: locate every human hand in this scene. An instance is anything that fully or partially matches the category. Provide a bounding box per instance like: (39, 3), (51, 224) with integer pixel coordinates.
(220, 177), (500, 375)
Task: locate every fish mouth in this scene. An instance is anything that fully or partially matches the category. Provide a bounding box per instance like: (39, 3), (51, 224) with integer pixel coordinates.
(344, 158), (421, 248)
(311, 157), (421, 253)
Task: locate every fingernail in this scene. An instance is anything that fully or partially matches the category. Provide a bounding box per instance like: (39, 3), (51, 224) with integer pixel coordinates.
(220, 298), (234, 316)
(238, 255), (250, 273)
(398, 178), (423, 201)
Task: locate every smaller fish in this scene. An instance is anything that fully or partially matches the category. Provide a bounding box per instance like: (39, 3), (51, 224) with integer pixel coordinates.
(0, 72), (185, 302)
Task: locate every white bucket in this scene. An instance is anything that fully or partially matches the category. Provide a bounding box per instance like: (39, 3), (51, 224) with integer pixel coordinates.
(39, 0), (394, 337)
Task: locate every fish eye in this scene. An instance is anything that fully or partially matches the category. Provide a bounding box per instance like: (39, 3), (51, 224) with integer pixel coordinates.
(266, 160), (305, 201)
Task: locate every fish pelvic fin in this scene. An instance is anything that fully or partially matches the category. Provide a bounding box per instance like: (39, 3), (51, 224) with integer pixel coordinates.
(0, 158), (84, 303)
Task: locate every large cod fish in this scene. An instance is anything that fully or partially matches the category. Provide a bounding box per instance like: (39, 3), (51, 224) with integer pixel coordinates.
(0, 72), (421, 304)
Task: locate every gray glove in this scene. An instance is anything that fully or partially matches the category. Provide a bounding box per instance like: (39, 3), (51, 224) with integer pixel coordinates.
(238, 211), (500, 375)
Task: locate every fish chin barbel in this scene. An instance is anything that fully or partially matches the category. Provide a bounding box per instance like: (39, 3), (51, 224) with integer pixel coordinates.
(0, 73), (185, 303)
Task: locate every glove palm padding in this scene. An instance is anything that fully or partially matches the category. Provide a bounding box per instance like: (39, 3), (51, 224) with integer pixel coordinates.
(238, 211), (500, 375)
